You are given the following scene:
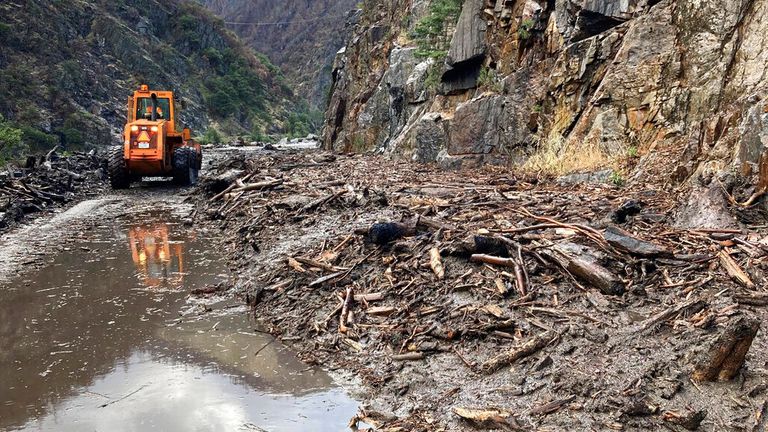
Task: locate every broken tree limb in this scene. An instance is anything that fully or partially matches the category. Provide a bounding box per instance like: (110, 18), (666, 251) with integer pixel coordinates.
(470, 253), (527, 296)
(540, 245), (625, 295)
(635, 299), (707, 333)
(429, 247), (445, 279)
(481, 331), (556, 374)
(529, 396), (577, 416)
(299, 189), (347, 213)
(718, 251), (755, 289)
(339, 286), (355, 334)
(230, 179), (283, 193)
(693, 316), (760, 381)
(292, 256), (346, 273)
(737, 150), (768, 207)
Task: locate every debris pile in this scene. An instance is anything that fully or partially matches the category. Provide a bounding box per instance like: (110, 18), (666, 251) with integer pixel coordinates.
(197, 150), (768, 431)
(0, 151), (106, 231)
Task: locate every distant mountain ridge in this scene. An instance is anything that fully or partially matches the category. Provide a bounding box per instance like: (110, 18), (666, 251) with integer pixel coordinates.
(200, 0), (358, 110)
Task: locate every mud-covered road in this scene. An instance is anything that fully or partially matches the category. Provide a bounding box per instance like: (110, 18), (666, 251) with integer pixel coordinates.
(0, 147), (360, 432)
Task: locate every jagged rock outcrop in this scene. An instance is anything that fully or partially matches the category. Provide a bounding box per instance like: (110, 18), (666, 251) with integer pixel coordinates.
(322, 0), (768, 225)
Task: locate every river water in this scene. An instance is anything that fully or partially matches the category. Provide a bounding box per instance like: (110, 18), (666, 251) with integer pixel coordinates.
(0, 203), (357, 431)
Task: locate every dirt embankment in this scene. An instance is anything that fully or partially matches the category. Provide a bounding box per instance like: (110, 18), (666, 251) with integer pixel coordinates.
(194, 149), (768, 431)
(0, 151), (106, 233)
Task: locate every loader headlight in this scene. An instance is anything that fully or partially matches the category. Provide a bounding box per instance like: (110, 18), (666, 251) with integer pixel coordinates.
(150, 126), (159, 133)
(130, 125), (139, 132)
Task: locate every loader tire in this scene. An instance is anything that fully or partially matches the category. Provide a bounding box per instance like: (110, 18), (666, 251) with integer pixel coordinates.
(108, 146), (130, 190)
(173, 147), (198, 186)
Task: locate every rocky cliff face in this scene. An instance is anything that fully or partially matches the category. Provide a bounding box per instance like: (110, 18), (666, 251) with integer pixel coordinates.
(201, 0), (358, 109)
(0, 0), (299, 159)
(323, 0), (768, 224)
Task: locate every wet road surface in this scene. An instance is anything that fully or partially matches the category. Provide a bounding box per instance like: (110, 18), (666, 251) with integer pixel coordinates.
(0, 194), (357, 431)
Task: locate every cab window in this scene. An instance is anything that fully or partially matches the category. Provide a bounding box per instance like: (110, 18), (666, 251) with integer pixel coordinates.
(136, 97), (171, 120)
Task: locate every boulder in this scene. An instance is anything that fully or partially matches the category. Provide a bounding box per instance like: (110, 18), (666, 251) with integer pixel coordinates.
(448, 95), (505, 155)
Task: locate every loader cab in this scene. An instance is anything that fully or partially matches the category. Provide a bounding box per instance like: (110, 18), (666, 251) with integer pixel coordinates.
(127, 85), (177, 132)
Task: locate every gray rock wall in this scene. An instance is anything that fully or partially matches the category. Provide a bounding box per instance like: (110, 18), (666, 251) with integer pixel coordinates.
(323, 0), (768, 188)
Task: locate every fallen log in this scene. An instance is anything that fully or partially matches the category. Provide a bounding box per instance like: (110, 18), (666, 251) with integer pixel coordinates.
(481, 331), (556, 374)
(692, 315), (760, 382)
(540, 244), (625, 295)
(603, 226), (671, 258)
(231, 179), (283, 193)
(733, 292), (768, 306)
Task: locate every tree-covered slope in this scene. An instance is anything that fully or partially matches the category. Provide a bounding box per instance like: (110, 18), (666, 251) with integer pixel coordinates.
(0, 0), (303, 163)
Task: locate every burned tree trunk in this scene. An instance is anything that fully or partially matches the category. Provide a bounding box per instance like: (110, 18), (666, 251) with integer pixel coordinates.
(692, 316), (760, 382)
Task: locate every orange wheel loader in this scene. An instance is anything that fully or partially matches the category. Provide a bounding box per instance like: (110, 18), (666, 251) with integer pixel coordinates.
(108, 85), (202, 189)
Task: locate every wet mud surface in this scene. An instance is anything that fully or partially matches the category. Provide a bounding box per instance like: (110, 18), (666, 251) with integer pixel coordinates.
(193, 150), (768, 431)
(0, 184), (357, 432)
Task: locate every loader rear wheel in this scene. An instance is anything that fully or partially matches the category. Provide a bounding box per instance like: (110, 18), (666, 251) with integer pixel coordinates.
(173, 147), (198, 186)
(108, 146), (130, 190)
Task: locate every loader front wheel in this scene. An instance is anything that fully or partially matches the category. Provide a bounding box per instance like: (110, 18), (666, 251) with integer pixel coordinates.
(108, 146), (130, 189)
(173, 147), (198, 186)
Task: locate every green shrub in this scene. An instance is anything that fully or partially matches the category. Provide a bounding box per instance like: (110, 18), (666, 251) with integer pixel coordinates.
(21, 126), (58, 151)
(477, 66), (502, 92)
(198, 128), (223, 145)
(0, 116), (25, 166)
(518, 18), (535, 40)
(411, 0), (463, 60)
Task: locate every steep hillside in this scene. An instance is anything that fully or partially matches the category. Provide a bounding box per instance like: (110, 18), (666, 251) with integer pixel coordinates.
(0, 0), (301, 163)
(323, 0), (768, 226)
(201, 0), (358, 110)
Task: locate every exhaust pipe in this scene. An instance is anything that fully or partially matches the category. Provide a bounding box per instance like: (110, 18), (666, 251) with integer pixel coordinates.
(150, 93), (158, 122)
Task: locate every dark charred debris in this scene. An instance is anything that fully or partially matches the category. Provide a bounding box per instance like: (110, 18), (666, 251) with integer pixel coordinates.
(0, 149), (106, 232)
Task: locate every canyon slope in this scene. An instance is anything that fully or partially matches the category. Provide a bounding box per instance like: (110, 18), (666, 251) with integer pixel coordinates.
(0, 0), (299, 160)
(201, 0), (358, 109)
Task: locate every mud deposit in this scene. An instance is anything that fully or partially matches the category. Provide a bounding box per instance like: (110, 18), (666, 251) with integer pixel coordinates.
(0, 200), (357, 431)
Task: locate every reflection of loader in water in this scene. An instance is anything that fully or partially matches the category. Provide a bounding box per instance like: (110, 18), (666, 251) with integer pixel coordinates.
(128, 224), (185, 288)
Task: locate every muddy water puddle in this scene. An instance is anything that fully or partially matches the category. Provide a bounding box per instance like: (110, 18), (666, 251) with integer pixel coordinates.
(0, 206), (357, 431)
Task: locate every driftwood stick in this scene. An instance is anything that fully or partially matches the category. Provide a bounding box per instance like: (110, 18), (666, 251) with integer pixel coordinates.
(481, 331), (556, 374)
(719, 251), (755, 289)
(391, 352), (425, 361)
(429, 247), (445, 279)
